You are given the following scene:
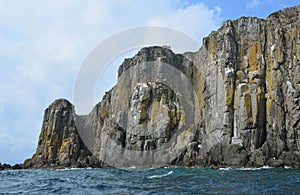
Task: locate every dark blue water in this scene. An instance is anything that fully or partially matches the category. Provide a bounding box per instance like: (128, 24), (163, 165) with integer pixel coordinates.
(0, 167), (299, 194)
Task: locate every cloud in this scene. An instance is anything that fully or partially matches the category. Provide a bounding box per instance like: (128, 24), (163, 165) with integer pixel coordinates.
(0, 0), (221, 164)
(0, 131), (13, 143)
(246, 0), (261, 9)
(148, 3), (221, 42)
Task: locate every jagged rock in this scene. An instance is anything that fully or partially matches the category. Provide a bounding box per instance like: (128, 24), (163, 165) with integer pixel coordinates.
(0, 163), (12, 170)
(0, 163), (4, 170)
(24, 99), (100, 169)
(11, 164), (23, 170)
(25, 5), (300, 168)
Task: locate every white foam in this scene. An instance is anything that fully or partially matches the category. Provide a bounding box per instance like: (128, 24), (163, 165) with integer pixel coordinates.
(219, 167), (232, 171)
(261, 165), (273, 169)
(237, 167), (261, 171)
(237, 165), (273, 171)
(56, 168), (79, 171)
(147, 170), (173, 179)
(218, 165), (274, 171)
(56, 167), (92, 171)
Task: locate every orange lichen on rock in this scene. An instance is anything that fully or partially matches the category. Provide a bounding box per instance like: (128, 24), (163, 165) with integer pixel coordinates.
(244, 93), (252, 118)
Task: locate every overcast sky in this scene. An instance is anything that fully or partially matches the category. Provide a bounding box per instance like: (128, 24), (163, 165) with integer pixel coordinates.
(0, 0), (299, 164)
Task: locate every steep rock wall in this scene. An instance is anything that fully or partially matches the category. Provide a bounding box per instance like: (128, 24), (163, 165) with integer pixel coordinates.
(25, 5), (300, 168)
(24, 99), (100, 168)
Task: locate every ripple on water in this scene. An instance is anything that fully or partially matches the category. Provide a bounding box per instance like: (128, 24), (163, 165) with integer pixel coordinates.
(0, 167), (299, 194)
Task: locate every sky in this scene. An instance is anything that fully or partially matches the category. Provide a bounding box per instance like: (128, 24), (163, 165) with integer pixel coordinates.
(0, 0), (299, 164)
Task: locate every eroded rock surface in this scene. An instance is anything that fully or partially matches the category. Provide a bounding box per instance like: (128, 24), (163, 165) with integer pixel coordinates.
(24, 99), (101, 168)
(25, 5), (300, 168)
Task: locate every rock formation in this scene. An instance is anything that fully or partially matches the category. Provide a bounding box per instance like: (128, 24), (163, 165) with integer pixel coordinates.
(0, 163), (23, 170)
(25, 5), (300, 168)
(24, 99), (101, 168)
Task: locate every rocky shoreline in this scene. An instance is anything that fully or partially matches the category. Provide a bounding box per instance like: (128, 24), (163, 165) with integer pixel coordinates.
(0, 161), (296, 171)
(0, 163), (23, 170)
(0, 161), (102, 170)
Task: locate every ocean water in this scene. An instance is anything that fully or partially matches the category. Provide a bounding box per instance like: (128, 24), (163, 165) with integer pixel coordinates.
(0, 167), (299, 194)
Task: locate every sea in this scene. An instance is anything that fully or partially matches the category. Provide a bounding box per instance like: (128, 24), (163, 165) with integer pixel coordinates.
(0, 166), (299, 194)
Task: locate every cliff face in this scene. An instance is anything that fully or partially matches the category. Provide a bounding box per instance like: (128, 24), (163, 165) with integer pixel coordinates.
(24, 99), (101, 168)
(25, 5), (300, 168)
(192, 6), (300, 167)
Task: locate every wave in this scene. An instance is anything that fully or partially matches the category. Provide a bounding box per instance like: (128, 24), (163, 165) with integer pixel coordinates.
(219, 167), (232, 171)
(147, 170), (173, 179)
(56, 167), (93, 171)
(219, 166), (273, 171)
(237, 166), (273, 171)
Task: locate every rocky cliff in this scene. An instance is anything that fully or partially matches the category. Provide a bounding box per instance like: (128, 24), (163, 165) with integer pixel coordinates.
(24, 99), (101, 168)
(25, 5), (300, 168)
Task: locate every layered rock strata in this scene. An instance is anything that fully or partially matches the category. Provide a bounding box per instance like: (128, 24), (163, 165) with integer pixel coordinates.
(25, 5), (300, 168)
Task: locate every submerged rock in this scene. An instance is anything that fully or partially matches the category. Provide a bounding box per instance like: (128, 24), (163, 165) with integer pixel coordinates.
(25, 5), (300, 168)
